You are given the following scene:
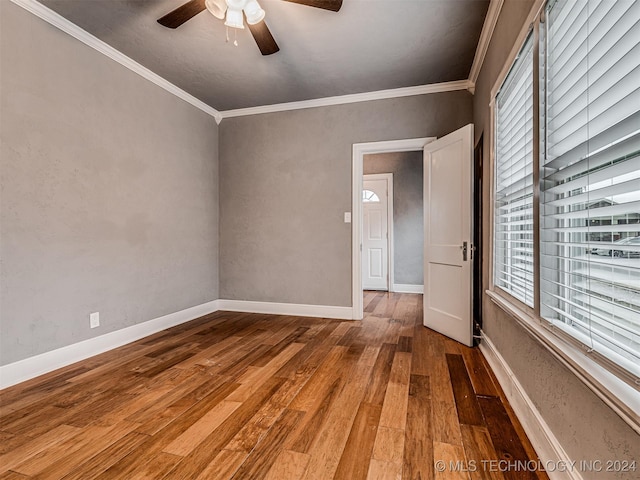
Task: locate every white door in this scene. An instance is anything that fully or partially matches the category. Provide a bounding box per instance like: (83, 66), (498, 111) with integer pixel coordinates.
(423, 124), (473, 346)
(363, 176), (390, 290)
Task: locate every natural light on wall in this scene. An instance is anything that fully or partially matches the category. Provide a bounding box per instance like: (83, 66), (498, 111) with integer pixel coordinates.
(539, 0), (640, 378)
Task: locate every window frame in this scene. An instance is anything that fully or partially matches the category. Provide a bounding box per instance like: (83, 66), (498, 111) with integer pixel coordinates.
(487, 0), (640, 434)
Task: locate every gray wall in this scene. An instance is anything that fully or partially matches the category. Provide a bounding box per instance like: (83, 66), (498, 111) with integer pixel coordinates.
(473, 0), (639, 475)
(364, 151), (423, 286)
(0, 2), (219, 366)
(219, 92), (472, 306)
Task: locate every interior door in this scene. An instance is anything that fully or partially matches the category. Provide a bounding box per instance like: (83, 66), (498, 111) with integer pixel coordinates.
(423, 124), (473, 346)
(363, 177), (389, 290)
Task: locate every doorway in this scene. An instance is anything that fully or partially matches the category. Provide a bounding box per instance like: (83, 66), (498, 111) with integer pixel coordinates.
(352, 137), (435, 320)
(362, 174), (393, 291)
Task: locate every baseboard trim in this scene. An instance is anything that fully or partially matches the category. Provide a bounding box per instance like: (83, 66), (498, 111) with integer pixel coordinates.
(391, 284), (424, 294)
(1, 299), (355, 389)
(217, 299), (354, 320)
(0, 300), (220, 390)
(479, 333), (583, 480)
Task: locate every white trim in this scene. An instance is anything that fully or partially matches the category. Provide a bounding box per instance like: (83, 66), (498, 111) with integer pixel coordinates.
(468, 0), (505, 93)
(9, 0), (223, 124)
(10, 0), (470, 122)
(217, 300), (353, 320)
(352, 138), (436, 320)
(0, 298), (354, 389)
(479, 333), (583, 480)
(392, 284), (424, 294)
(487, 290), (640, 435)
(363, 173), (394, 291)
(489, 0), (545, 101)
(219, 81), (471, 120)
(0, 300), (221, 390)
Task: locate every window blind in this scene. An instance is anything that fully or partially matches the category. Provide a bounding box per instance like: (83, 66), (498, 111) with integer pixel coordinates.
(540, 0), (640, 376)
(494, 34), (535, 306)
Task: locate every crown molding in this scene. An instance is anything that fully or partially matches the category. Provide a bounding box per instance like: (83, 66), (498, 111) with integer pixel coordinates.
(10, 0), (223, 124)
(467, 0), (505, 94)
(219, 80), (471, 120)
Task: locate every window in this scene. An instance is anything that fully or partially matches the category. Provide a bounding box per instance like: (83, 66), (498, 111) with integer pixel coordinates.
(540, 0), (640, 378)
(362, 190), (380, 203)
(492, 0), (640, 384)
(494, 34), (535, 307)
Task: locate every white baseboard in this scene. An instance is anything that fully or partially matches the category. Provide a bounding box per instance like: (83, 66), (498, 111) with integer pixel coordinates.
(0, 299), (355, 389)
(217, 299), (354, 320)
(0, 300), (220, 390)
(479, 333), (582, 480)
(391, 284), (424, 294)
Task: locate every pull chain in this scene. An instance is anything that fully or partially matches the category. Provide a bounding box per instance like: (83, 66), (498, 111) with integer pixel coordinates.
(225, 26), (239, 47)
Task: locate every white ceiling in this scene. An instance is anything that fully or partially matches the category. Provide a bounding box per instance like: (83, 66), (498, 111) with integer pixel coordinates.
(40, 0), (490, 111)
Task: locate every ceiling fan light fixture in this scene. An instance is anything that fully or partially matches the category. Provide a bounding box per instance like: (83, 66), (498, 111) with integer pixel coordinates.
(224, 7), (244, 29)
(205, 0), (227, 19)
(244, 0), (265, 25)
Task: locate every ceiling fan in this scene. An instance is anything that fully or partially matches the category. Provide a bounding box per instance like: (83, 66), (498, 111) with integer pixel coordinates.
(158, 0), (343, 56)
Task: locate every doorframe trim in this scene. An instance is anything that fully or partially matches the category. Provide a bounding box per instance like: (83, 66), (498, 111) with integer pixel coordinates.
(363, 173), (394, 291)
(352, 137), (436, 320)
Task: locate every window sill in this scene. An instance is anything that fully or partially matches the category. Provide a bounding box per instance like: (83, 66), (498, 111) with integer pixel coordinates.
(486, 289), (640, 435)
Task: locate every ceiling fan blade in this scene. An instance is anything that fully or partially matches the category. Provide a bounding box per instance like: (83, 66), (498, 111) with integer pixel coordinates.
(282, 0), (342, 12)
(158, 0), (207, 29)
(248, 21), (280, 56)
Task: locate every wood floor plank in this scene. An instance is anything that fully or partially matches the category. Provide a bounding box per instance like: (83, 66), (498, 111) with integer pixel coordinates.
(264, 450), (310, 480)
(446, 354), (484, 426)
(378, 351), (412, 430)
(363, 343), (396, 406)
(194, 449), (248, 480)
(430, 355), (463, 445)
(477, 397), (538, 480)
(0, 432), (27, 455)
(163, 400), (242, 456)
(24, 421), (141, 480)
(460, 348), (500, 398)
(460, 425), (505, 480)
(56, 431), (150, 480)
(372, 427), (404, 464)
(364, 292), (384, 313)
(367, 459), (402, 480)
(106, 451), (182, 480)
(0, 424), (81, 472)
(133, 376), (239, 436)
(433, 442), (471, 480)
(0, 296), (549, 480)
(226, 342), (306, 402)
(164, 376), (286, 479)
(333, 402), (382, 480)
(403, 374), (433, 480)
(300, 360), (375, 480)
(229, 409), (305, 480)
(0, 472), (30, 480)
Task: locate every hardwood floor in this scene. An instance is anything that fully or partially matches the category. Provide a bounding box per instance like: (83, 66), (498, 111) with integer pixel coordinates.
(0, 292), (549, 480)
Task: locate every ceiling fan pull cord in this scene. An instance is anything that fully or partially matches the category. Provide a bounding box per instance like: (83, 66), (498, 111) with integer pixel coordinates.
(225, 25), (230, 43)
(234, 29), (238, 47)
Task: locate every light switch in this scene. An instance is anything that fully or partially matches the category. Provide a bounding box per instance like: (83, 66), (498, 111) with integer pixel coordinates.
(344, 212), (351, 223)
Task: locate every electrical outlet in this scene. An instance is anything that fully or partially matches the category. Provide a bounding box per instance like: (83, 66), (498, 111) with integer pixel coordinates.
(90, 312), (100, 328)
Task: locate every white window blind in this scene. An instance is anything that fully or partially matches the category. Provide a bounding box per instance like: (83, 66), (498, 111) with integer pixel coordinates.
(540, 0), (640, 378)
(494, 33), (535, 306)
